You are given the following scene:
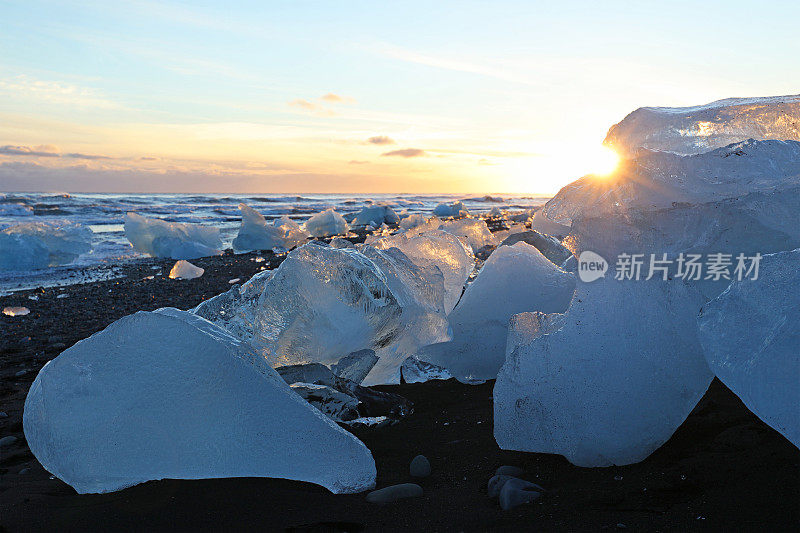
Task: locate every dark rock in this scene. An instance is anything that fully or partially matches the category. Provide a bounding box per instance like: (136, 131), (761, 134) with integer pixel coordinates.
(410, 455), (431, 477)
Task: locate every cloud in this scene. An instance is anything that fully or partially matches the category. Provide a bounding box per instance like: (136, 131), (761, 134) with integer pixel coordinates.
(381, 148), (426, 158)
(0, 144), (114, 160)
(287, 98), (336, 117)
(0, 145), (60, 157)
(0, 75), (119, 109)
(321, 93), (356, 104)
(348, 160), (369, 165)
(367, 135), (395, 145)
(139, 156), (159, 161)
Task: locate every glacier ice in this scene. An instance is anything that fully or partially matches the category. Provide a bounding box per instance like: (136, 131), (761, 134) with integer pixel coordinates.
(499, 230), (572, 267)
(124, 212), (222, 259)
(416, 242), (575, 382)
(330, 349), (379, 384)
(191, 269), (275, 343)
(433, 201), (469, 218)
(437, 218), (498, 253)
(400, 356), (452, 383)
(494, 278), (713, 467)
(23, 308), (376, 494)
(0, 220), (92, 271)
(3, 306), (30, 316)
(305, 208), (348, 237)
(168, 260), (204, 280)
(399, 213), (431, 230)
(604, 95), (800, 157)
(232, 203), (309, 252)
(369, 230), (474, 313)
(698, 249), (800, 448)
(352, 204), (400, 227)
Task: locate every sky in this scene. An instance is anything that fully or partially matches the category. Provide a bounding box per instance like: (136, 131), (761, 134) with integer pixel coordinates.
(1, 1), (798, 194)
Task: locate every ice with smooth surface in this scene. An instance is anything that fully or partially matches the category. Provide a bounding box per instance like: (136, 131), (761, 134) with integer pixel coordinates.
(417, 243), (575, 381)
(232, 203), (309, 252)
(495, 278), (713, 467)
(352, 204), (400, 227)
(330, 349), (379, 384)
(3, 306), (30, 316)
(168, 260), (204, 280)
(23, 308), (376, 494)
(399, 213), (431, 230)
(433, 201), (469, 218)
(437, 218), (498, 253)
(698, 249), (800, 448)
(604, 95), (800, 157)
(124, 212), (222, 259)
(0, 220), (92, 271)
(369, 230), (473, 313)
(499, 230), (572, 266)
(305, 208), (348, 237)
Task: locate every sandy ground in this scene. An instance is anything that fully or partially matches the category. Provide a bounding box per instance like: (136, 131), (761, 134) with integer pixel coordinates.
(1, 249), (798, 532)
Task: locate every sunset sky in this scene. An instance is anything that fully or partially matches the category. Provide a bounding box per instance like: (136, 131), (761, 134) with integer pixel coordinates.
(1, 0), (798, 194)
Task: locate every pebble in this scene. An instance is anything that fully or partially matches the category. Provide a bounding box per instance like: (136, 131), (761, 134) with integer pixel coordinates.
(488, 474), (515, 498)
(0, 435), (18, 447)
(366, 483), (424, 503)
(0, 411), (8, 418)
(410, 455), (431, 478)
(19, 468), (30, 475)
(499, 478), (542, 510)
(495, 465), (524, 477)
(14, 370), (27, 377)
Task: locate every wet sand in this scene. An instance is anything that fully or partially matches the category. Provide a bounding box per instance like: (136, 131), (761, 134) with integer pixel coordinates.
(1, 251), (798, 532)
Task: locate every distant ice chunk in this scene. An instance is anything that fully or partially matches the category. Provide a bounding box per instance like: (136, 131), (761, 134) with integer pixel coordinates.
(604, 95), (800, 157)
(400, 356), (452, 383)
(124, 212), (222, 259)
(370, 230), (473, 313)
(352, 204), (400, 227)
(488, 206), (505, 217)
(168, 260), (204, 280)
(232, 203), (309, 252)
(494, 279), (713, 467)
(305, 208), (348, 237)
(698, 249), (800, 448)
(433, 201), (469, 218)
(23, 309), (376, 494)
(417, 243), (575, 382)
(399, 214), (431, 230)
(0, 220), (92, 271)
(437, 218), (498, 253)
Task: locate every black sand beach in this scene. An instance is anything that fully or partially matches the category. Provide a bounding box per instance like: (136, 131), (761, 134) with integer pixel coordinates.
(1, 251), (798, 532)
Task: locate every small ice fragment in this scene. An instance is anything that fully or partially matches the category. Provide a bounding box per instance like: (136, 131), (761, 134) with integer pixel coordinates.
(3, 307), (30, 316)
(168, 260), (204, 280)
(228, 278), (240, 284)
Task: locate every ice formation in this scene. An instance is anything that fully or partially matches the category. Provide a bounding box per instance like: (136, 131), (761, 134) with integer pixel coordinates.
(352, 204), (400, 227)
(124, 212), (222, 259)
(416, 243), (575, 382)
(168, 260), (204, 280)
(252, 243), (405, 380)
(3, 306), (30, 316)
(399, 213), (430, 230)
(494, 278), (713, 467)
(330, 349), (379, 384)
(304, 208), (348, 237)
(698, 249), (800, 448)
(499, 230), (572, 266)
(369, 230), (473, 313)
(23, 308), (376, 494)
(437, 218), (498, 253)
(191, 269), (275, 343)
(433, 201), (469, 218)
(232, 203), (309, 252)
(604, 95), (800, 157)
(400, 356), (452, 383)
(0, 220), (92, 271)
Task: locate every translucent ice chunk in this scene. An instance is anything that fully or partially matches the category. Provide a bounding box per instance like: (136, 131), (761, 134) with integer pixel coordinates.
(305, 208), (348, 237)
(232, 203), (309, 252)
(124, 212), (221, 259)
(0, 220), (92, 271)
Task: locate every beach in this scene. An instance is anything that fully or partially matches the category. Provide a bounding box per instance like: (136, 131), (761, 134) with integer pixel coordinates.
(1, 250), (798, 532)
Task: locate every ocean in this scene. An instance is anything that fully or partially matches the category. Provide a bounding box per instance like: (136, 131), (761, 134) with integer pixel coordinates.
(0, 192), (550, 294)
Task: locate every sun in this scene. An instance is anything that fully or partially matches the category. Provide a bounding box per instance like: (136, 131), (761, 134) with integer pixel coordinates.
(585, 145), (620, 176)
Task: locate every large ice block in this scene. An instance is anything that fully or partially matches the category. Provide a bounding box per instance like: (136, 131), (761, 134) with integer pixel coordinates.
(0, 220), (92, 271)
(23, 308), (376, 494)
(232, 203), (309, 252)
(124, 212), (222, 259)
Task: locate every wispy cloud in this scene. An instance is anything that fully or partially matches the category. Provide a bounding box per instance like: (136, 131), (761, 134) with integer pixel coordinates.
(321, 93), (356, 104)
(382, 148), (426, 158)
(348, 159), (369, 165)
(367, 135), (395, 145)
(287, 98), (336, 117)
(0, 145), (60, 157)
(0, 75), (119, 109)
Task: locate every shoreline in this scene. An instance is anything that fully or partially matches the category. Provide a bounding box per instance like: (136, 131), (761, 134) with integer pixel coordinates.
(1, 244), (798, 531)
